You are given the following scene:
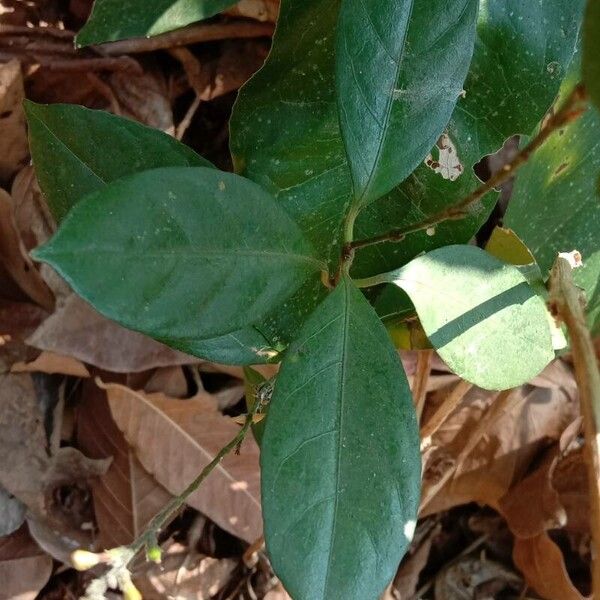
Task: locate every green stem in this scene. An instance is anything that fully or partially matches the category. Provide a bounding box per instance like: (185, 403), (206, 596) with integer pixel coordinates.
(349, 83), (588, 253)
(127, 401), (262, 560)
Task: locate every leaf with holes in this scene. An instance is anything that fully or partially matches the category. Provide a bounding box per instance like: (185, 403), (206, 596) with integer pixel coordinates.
(351, 0), (584, 277)
(336, 0), (478, 206)
(33, 167), (324, 343)
(362, 245), (554, 389)
(262, 276), (420, 600)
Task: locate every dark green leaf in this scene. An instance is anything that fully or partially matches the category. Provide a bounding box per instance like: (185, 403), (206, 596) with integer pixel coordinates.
(230, 0), (349, 267)
(25, 102), (275, 365)
(352, 0), (584, 278)
(363, 245), (554, 389)
(336, 0), (478, 205)
(262, 276), (420, 600)
(25, 102), (209, 222)
(505, 80), (600, 334)
(33, 167), (324, 342)
(583, 0), (600, 112)
(76, 0), (237, 46)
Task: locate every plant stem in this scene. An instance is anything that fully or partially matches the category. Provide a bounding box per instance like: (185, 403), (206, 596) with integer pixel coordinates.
(348, 83), (589, 254)
(126, 401), (262, 560)
(549, 253), (600, 597)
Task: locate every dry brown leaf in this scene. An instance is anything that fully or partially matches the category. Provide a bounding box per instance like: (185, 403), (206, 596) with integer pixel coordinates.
(264, 582), (293, 600)
(10, 166), (55, 252)
(145, 366), (189, 398)
(77, 382), (172, 549)
(225, 0), (280, 21)
(513, 533), (589, 600)
(0, 525), (53, 600)
(0, 373), (110, 531)
(12, 351), (90, 377)
(421, 360), (579, 516)
(27, 293), (195, 372)
(109, 70), (174, 132)
(102, 381), (262, 543)
(0, 188), (54, 310)
(0, 60), (28, 181)
(134, 541), (236, 600)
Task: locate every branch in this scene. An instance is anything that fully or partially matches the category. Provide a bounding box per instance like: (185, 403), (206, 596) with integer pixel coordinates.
(548, 251), (600, 598)
(73, 396), (264, 598)
(348, 83), (589, 254)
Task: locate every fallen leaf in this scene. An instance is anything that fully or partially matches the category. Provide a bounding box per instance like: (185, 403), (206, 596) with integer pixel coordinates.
(225, 0), (280, 21)
(0, 60), (28, 181)
(134, 541), (236, 600)
(27, 293), (195, 372)
(102, 381), (262, 543)
(76, 382), (172, 549)
(144, 366), (189, 398)
(421, 360), (579, 515)
(109, 70), (174, 133)
(513, 534), (589, 600)
(10, 166), (55, 252)
(12, 351), (90, 378)
(0, 188), (54, 310)
(263, 582), (293, 600)
(0, 373), (110, 531)
(0, 525), (53, 600)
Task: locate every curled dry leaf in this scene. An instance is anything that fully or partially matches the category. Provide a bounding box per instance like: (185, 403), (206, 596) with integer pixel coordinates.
(10, 167), (55, 253)
(12, 351), (90, 378)
(0, 189), (54, 311)
(421, 360), (579, 516)
(513, 534), (589, 600)
(102, 381), (262, 543)
(27, 293), (195, 373)
(0, 60), (28, 181)
(0, 525), (53, 600)
(76, 382), (172, 549)
(134, 540), (236, 600)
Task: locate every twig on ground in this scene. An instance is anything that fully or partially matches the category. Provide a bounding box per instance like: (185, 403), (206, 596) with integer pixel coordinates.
(97, 21), (274, 55)
(548, 251), (600, 598)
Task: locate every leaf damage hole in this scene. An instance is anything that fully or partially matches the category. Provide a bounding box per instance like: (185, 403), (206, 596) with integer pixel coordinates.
(424, 133), (464, 181)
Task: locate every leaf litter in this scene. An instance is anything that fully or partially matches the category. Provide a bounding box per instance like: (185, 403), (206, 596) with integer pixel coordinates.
(0, 0), (596, 598)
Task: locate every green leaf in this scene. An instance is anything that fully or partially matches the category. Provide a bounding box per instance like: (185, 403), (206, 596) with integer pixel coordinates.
(230, 0), (349, 267)
(352, 0), (584, 278)
(33, 167), (325, 342)
(362, 245), (554, 389)
(25, 102), (275, 365)
(261, 276), (420, 600)
(583, 0), (600, 112)
(76, 0), (237, 46)
(336, 0), (478, 206)
(25, 102), (209, 222)
(505, 81), (600, 335)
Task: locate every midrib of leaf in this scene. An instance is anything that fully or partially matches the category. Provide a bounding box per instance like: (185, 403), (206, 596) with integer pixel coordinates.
(323, 280), (351, 597)
(353, 0), (415, 204)
(42, 248), (327, 271)
(111, 383), (261, 509)
(29, 111), (106, 186)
